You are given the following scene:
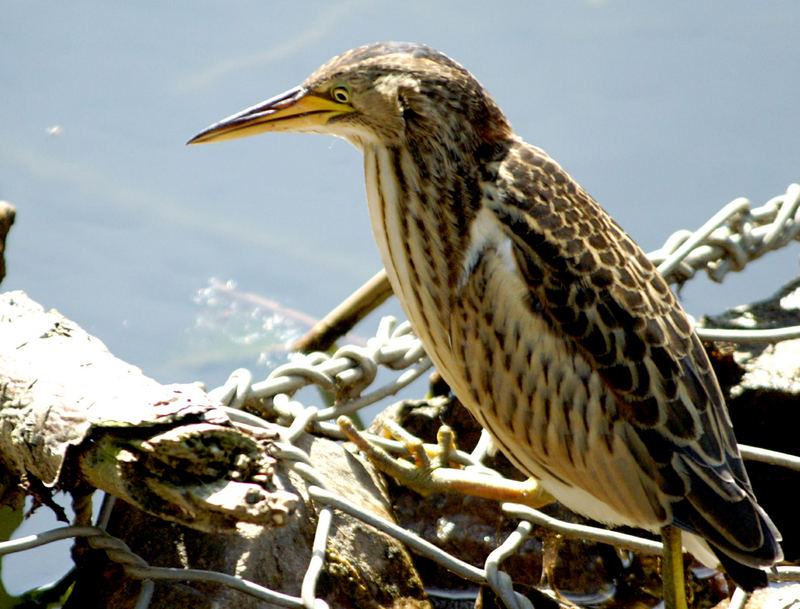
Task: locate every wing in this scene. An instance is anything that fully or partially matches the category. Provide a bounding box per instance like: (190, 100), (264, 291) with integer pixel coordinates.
(487, 140), (781, 576)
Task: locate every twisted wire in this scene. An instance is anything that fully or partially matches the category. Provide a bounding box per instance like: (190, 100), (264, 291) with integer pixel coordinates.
(5, 184), (800, 608)
(652, 183), (800, 285)
(652, 184), (800, 344)
(209, 317), (432, 420)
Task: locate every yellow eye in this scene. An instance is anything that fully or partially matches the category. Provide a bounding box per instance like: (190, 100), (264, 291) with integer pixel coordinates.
(331, 85), (351, 104)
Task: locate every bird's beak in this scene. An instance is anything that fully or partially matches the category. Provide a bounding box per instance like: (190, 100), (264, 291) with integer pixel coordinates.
(187, 85), (353, 145)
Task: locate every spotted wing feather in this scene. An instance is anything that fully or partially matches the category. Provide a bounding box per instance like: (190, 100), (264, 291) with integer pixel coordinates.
(488, 140), (781, 585)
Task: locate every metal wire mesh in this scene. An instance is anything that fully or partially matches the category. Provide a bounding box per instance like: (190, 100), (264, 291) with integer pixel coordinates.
(2, 183), (800, 608)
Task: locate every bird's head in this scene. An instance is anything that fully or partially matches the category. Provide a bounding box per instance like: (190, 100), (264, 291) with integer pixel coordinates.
(188, 42), (512, 151)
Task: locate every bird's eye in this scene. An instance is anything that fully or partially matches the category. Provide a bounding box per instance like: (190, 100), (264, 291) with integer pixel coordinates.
(331, 85), (351, 104)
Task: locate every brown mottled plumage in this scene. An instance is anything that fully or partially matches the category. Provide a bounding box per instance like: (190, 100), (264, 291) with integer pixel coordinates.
(190, 42), (782, 594)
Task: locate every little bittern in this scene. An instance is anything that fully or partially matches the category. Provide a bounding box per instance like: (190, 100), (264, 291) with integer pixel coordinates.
(190, 42), (782, 603)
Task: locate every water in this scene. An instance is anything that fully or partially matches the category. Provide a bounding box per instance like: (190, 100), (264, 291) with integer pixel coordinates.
(2, 0), (799, 600)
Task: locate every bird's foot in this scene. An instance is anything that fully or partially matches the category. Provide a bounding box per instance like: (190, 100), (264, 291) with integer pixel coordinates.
(337, 415), (555, 508)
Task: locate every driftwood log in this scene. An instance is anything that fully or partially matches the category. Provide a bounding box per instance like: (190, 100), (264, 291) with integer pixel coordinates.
(0, 291), (429, 608)
(0, 290), (296, 532)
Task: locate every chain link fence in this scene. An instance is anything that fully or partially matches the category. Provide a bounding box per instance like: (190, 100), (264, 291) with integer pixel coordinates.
(2, 184), (800, 609)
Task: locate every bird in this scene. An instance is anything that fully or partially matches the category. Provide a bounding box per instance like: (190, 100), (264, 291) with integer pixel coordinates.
(189, 42), (782, 605)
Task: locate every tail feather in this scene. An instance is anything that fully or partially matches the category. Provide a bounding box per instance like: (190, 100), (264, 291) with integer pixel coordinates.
(714, 551), (768, 592)
(672, 490), (782, 590)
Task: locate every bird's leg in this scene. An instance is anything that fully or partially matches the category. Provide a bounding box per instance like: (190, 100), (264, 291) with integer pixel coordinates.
(660, 525), (689, 609)
(337, 415), (555, 507)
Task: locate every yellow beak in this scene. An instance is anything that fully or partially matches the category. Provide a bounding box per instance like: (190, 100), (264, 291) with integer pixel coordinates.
(187, 86), (353, 145)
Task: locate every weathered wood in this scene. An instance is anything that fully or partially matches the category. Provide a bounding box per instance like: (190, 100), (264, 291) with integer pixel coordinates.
(0, 290), (295, 531)
(291, 268), (393, 353)
(68, 431), (431, 609)
(0, 200), (14, 284)
(0, 290), (430, 608)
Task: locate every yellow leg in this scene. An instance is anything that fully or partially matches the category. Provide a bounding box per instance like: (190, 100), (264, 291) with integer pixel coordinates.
(661, 526), (688, 609)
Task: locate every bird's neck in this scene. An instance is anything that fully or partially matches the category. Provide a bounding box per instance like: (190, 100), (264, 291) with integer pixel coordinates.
(362, 140), (507, 349)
